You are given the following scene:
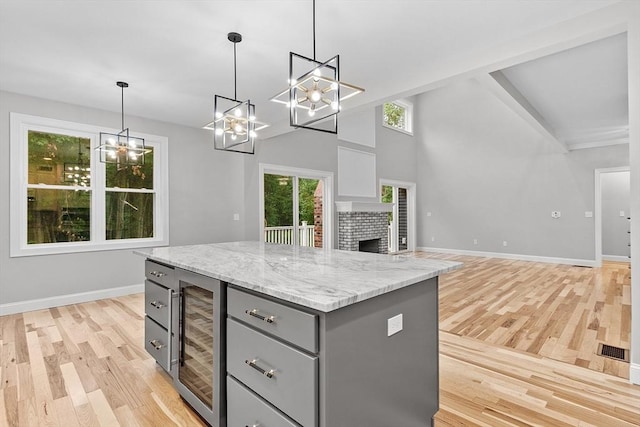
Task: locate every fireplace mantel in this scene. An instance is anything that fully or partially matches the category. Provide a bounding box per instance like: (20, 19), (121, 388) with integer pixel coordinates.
(335, 201), (393, 213)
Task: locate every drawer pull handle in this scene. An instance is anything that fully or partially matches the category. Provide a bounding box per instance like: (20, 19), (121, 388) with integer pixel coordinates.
(149, 340), (164, 350)
(150, 271), (166, 278)
(245, 359), (275, 379)
(149, 301), (165, 309)
(245, 309), (275, 324)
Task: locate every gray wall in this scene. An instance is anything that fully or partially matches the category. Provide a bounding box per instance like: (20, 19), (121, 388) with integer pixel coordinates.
(416, 79), (629, 262)
(0, 91), (245, 306)
(601, 170), (631, 257)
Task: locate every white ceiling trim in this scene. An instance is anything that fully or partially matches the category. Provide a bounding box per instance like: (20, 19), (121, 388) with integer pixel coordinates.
(476, 71), (568, 153)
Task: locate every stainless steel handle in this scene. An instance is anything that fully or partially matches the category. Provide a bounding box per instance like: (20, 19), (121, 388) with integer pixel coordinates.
(149, 301), (165, 309)
(245, 359), (275, 379)
(245, 309), (275, 324)
(149, 339), (164, 350)
(150, 271), (166, 278)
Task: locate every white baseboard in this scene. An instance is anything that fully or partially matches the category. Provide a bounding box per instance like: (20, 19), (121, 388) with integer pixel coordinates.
(630, 363), (640, 385)
(416, 246), (596, 267)
(602, 255), (631, 263)
(0, 284), (144, 316)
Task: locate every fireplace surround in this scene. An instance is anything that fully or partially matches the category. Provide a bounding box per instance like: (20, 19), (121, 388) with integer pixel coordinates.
(336, 202), (392, 254)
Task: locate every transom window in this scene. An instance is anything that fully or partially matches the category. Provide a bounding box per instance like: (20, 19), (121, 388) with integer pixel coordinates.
(10, 113), (169, 257)
(382, 99), (413, 135)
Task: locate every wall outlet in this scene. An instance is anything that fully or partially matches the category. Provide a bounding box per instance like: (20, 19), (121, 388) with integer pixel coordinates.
(551, 211), (561, 219)
(387, 314), (403, 337)
(585, 211), (593, 218)
(233, 213), (240, 221)
(427, 212), (432, 217)
(620, 210), (626, 217)
(503, 241), (508, 247)
(473, 239), (478, 245)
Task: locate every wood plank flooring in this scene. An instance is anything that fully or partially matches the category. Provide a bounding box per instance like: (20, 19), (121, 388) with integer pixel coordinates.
(416, 253), (632, 379)
(0, 255), (638, 426)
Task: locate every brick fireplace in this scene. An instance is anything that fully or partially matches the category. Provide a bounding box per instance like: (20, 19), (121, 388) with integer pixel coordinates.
(336, 202), (393, 254)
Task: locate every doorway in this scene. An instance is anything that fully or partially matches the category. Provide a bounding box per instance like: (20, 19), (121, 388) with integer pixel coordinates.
(380, 179), (416, 253)
(595, 166), (631, 267)
(260, 164), (333, 249)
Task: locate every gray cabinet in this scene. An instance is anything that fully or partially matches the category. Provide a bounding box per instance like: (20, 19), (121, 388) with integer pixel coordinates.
(144, 259), (176, 376)
(227, 278), (440, 427)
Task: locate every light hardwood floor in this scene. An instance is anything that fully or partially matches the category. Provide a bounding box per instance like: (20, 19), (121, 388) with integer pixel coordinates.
(416, 253), (632, 379)
(1, 255), (638, 426)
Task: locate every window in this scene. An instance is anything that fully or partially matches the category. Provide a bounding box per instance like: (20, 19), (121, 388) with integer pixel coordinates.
(259, 164), (333, 249)
(382, 99), (413, 135)
(10, 113), (169, 257)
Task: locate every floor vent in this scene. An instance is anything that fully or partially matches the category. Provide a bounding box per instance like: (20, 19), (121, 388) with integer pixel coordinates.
(597, 343), (629, 362)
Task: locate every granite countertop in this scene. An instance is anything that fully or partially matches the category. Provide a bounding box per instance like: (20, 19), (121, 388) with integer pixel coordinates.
(138, 241), (462, 312)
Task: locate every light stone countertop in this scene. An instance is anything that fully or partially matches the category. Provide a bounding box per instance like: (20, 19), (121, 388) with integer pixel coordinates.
(138, 241), (462, 312)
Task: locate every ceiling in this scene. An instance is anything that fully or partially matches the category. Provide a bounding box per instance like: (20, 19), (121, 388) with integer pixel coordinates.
(0, 0), (624, 141)
(499, 33), (628, 150)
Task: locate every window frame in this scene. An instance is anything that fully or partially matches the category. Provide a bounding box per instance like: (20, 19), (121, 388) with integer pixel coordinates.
(382, 99), (413, 135)
(10, 112), (169, 257)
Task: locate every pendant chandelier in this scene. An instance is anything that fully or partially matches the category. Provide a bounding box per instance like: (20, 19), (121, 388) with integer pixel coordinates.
(270, 0), (364, 134)
(204, 32), (267, 154)
(96, 81), (148, 167)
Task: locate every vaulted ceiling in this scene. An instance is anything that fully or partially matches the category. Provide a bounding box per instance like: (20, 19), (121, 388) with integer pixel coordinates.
(0, 0), (625, 144)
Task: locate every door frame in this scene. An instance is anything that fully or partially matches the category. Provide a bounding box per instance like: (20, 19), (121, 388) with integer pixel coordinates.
(379, 178), (417, 253)
(259, 163), (334, 249)
(595, 166), (630, 267)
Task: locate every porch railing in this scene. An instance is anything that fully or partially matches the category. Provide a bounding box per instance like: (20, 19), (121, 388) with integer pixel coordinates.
(264, 222), (315, 247)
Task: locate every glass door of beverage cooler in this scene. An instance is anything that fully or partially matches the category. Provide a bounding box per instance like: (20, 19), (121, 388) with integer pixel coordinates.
(175, 270), (225, 426)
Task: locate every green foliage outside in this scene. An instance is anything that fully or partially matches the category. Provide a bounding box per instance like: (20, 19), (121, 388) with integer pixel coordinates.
(263, 174), (319, 227)
(383, 102), (406, 129)
(381, 185), (393, 223)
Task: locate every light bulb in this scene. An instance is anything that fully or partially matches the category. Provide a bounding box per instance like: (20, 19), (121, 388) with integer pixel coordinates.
(215, 128), (224, 136)
(215, 111), (223, 119)
(128, 140), (137, 148)
(231, 134), (237, 140)
(250, 130), (257, 138)
(308, 109), (316, 117)
(330, 82), (339, 91)
(313, 68), (321, 77)
(234, 124), (243, 133)
(108, 150), (117, 159)
(289, 78), (297, 85)
(129, 151), (137, 160)
(67, 174), (73, 179)
(331, 101), (339, 110)
(310, 90), (321, 102)
(234, 108), (242, 117)
(249, 115), (255, 121)
(67, 166), (73, 171)
(107, 138), (116, 146)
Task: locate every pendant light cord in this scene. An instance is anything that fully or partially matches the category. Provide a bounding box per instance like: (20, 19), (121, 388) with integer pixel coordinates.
(121, 84), (125, 130)
(312, 0), (316, 60)
(233, 39), (238, 100)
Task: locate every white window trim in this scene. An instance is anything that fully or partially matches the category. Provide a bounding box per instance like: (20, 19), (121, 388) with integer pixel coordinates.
(10, 112), (169, 257)
(382, 99), (414, 136)
(259, 163), (334, 249)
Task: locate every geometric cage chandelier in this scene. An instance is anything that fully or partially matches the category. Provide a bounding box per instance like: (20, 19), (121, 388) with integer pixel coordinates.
(270, 0), (364, 134)
(96, 81), (149, 167)
(203, 32), (268, 155)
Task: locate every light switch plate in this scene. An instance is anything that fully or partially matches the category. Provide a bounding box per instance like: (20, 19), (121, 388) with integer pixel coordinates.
(387, 314), (403, 337)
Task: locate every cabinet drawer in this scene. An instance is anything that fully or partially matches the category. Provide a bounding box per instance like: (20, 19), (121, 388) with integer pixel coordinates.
(227, 375), (300, 427)
(144, 280), (172, 329)
(227, 319), (317, 427)
(145, 316), (171, 372)
(228, 287), (318, 353)
(145, 259), (174, 288)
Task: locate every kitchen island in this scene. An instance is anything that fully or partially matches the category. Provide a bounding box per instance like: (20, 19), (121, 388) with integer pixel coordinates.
(141, 241), (461, 427)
